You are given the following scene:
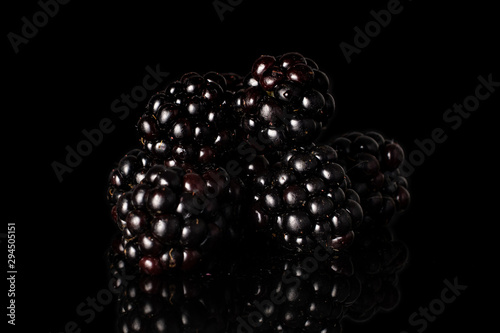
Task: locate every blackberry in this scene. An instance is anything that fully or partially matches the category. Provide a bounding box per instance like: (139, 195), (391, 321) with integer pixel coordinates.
(248, 144), (363, 253)
(109, 159), (245, 275)
(330, 131), (411, 226)
(234, 52), (336, 158)
(137, 72), (243, 168)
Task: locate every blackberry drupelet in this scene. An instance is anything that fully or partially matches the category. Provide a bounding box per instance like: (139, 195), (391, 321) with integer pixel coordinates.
(233, 52), (336, 158)
(109, 160), (244, 275)
(330, 131), (411, 226)
(137, 72), (243, 168)
(248, 144), (363, 253)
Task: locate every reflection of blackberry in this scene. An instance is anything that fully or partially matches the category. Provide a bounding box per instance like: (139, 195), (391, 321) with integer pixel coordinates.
(346, 226), (408, 322)
(330, 131), (411, 226)
(137, 72), (242, 168)
(109, 161), (244, 275)
(230, 252), (360, 333)
(234, 52), (336, 156)
(109, 247), (231, 333)
(248, 144), (363, 253)
(108, 225), (408, 332)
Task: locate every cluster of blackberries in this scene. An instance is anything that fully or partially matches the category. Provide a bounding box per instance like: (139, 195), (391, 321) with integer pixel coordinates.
(106, 52), (411, 276)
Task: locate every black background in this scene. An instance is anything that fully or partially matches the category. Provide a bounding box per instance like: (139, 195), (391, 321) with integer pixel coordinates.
(4, 0), (499, 332)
